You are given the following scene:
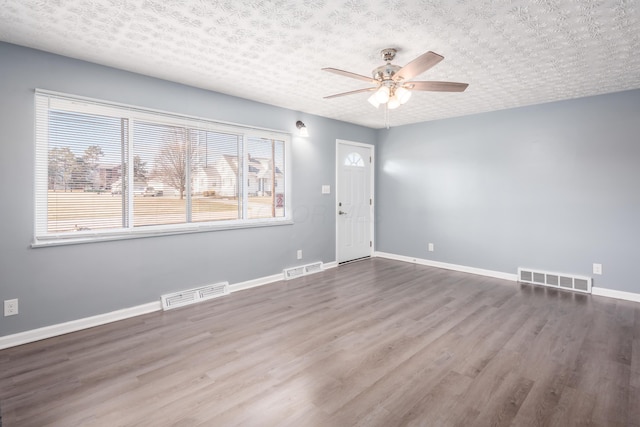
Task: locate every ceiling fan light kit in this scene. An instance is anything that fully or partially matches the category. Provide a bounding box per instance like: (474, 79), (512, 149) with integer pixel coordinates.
(396, 86), (411, 104)
(367, 93), (381, 108)
(375, 85), (390, 103)
(387, 95), (400, 110)
(322, 47), (468, 125)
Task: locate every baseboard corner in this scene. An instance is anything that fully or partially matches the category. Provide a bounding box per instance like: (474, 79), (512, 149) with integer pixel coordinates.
(374, 251), (517, 282)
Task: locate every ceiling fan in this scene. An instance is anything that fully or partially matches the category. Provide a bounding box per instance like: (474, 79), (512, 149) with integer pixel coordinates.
(322, 48), (468, 110)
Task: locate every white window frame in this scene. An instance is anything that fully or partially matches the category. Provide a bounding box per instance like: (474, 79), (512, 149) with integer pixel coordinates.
(33, 90), (292, 247)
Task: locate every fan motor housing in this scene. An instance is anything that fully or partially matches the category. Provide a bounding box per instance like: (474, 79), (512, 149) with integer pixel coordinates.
(372, 63), (401, 82)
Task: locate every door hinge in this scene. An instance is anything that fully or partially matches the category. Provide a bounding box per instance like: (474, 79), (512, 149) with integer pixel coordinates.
(370, 198), (372, 205)
(370, 241), (372, 247)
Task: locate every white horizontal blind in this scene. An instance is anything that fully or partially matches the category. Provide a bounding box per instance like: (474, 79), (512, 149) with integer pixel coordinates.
(246, 137), (286, 219)
(34, 91), (290, 242)
(189, 129), (242, 223)
(133, 122), (188, 227)
(35, 103), (128, 234)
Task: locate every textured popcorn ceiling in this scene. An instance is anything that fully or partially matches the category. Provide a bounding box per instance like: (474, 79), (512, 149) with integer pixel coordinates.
(1, 0), (639, 129)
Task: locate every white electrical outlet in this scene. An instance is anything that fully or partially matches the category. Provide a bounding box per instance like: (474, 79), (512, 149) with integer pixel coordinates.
(297, 249), (303, 260)
(4, 299), (18, 316)
(428, 243), (434, 252)
(593, 263), (602, 275)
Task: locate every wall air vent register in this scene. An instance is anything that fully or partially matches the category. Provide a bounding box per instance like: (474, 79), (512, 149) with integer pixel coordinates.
(518, 268), (591, 294)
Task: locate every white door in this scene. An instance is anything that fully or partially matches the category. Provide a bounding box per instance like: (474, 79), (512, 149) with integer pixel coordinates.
(337, 141), (373, 263)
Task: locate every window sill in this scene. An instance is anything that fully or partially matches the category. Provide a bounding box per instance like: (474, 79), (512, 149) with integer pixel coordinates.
(32, 218), (294, 248)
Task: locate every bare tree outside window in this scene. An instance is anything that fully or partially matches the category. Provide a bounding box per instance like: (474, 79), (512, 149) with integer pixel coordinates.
(151, 128), (194, 200)
(133, 155), (148, 181)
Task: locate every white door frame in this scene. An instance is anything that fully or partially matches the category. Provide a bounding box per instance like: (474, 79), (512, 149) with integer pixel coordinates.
(335, 139), (375, 263)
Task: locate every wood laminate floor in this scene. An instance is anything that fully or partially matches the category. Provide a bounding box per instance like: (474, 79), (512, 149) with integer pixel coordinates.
(1, 258), (639, 426)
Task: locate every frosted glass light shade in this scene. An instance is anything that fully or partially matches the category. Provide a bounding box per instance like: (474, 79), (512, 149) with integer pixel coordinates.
(375, 86), (390, 103)
(368, 93), (381, 108)
(387, 95), (400, 109)
(396, 86), (412, 104)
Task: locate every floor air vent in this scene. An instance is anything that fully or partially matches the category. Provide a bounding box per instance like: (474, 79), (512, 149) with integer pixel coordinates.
(283, 261), (324, 280)
(518, 268), (591, 294)
(161, 281), (229, 310)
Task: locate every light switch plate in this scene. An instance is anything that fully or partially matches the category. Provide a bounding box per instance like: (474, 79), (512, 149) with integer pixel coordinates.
(321, 185), (330, 194)
(593, 263), (602, 275)
(4, 299), (18, 316)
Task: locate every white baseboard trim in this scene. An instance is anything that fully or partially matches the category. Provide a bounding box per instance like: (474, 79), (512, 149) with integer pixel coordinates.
(1, 261), (341, 350)
(324, 261), (339, 269)
(229, 273), (284, 293)
(229, 260), (338, 292)
(0, 301), (161, 351)
(375, 251), (640, 304)
(374, 251), (519, 282)
(592, 287), (640, 303)
(2, 259), (638, 351)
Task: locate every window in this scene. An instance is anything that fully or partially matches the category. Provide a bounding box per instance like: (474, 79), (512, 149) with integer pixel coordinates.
(345, 152), (365, 167)
(35, 90), (291, 245)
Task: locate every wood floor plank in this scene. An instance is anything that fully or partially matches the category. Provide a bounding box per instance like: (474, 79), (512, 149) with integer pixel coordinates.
(468, 374), (535, 427)
(509, 359), (571, 426)
(0, 258), (638, 426)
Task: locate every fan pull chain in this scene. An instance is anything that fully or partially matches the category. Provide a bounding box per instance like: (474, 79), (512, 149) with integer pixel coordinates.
(385, 103), (390, 129)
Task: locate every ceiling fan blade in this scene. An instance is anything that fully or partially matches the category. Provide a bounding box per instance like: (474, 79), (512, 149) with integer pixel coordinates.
(322, 68), (376, 84)
(407, 81), (469, 92)
(324, 87), (377, 99)
(393, 51), (444, 82)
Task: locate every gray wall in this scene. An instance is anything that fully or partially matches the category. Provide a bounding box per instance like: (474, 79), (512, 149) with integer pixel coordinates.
(2, 39), (639, 338)
(376, 89), (640, 293)
(0, 42), (376, 336)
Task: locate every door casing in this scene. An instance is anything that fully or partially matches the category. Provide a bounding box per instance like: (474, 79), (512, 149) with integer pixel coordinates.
(335, 139), (375, 263)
